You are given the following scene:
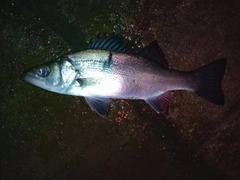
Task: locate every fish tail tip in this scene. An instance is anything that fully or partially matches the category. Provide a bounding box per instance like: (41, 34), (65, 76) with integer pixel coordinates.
(194, 58), (227, 105)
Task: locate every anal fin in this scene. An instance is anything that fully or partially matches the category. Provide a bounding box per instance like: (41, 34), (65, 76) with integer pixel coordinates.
(145, 92), (172, 115)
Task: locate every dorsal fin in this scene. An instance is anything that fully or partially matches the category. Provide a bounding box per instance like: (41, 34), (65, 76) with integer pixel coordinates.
(138, 41), (169, 67)
(88, 34), (132, 53)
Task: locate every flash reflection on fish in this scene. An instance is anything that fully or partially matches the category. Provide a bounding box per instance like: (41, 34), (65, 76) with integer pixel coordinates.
(21, 35), (226, 117)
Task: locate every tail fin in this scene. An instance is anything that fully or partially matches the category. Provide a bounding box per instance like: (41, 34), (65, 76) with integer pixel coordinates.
(194, 58), (227, 105)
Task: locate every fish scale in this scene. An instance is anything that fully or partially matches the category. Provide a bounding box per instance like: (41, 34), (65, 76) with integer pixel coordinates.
(21, 35), (226, 117)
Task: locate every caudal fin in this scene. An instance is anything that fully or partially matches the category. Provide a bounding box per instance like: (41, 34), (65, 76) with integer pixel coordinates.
(194, 58), (227, 105)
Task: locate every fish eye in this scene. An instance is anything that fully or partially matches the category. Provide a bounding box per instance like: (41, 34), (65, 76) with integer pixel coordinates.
(37, 66), (50, 77)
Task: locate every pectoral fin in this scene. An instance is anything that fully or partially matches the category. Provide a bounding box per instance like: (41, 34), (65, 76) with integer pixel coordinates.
(85, 97), (109, 117)
(145, 92), (172, 115)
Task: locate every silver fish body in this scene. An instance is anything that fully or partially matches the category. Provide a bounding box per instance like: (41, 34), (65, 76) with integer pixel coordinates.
(62, 50), (194, 98)
(21, 35), (226, 117)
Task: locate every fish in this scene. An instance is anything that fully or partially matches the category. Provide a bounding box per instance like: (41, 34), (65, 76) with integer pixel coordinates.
(21, 34), (227, 117)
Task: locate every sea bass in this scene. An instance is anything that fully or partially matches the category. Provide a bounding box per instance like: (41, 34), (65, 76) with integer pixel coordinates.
(21, 35), (226, 117)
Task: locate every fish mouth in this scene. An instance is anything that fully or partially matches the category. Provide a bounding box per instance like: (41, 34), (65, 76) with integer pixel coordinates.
(20, 70), (46, 89)
(20, 72), (28, 82)
(20, 73), (32, 84)
(20, 70), (35, 83)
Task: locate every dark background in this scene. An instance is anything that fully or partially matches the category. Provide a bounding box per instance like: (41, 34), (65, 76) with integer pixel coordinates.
(0, 0), (239, 179)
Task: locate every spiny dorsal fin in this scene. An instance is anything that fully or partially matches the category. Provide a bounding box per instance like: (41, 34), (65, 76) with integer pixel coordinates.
(138, 41), (169, 67)
(88, 34), (132, 53)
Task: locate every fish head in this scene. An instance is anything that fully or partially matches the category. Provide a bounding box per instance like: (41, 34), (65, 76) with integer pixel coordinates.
(21, 57), (77, 94)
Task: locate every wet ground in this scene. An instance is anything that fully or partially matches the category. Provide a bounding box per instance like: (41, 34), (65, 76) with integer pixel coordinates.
(1, 0), (240, 179)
